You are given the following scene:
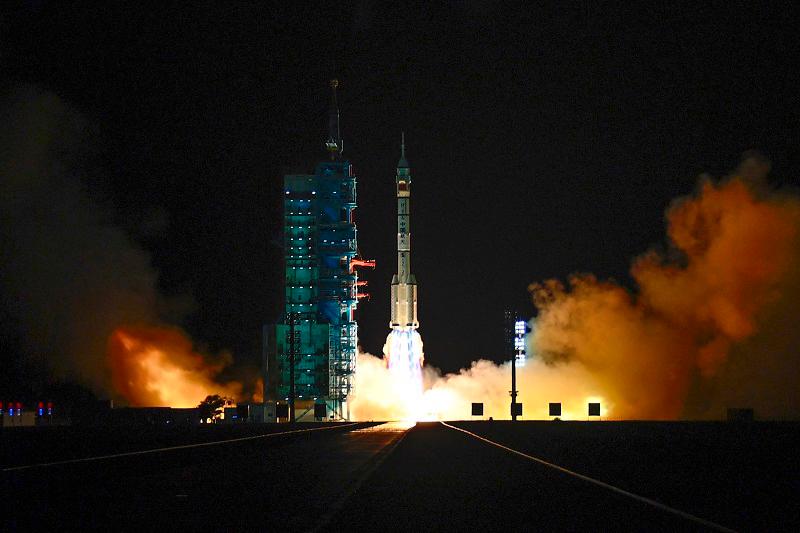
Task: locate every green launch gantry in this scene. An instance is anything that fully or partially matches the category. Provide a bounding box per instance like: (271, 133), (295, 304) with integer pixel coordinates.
(263, 80), (374, 422)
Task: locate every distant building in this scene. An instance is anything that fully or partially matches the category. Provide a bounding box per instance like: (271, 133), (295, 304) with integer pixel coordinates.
(2, 401), (59, 427)
(222, 404), (256, 423)
(263, 81), (373, 422)
(1, 411), (36, 427)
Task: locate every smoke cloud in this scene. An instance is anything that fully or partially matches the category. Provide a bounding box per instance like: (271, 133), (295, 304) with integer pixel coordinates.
(533, 156), (800, 419)
(0, 86), (240, 405)
(352, 154), (800, 420)
(109, 326), (241, 407)
(351, 347), (605, 421)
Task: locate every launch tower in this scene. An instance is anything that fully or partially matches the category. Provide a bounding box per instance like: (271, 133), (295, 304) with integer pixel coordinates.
(264, 80), (374, 422)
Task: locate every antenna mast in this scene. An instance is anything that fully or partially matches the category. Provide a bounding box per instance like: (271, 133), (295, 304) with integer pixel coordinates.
(325, 79), (342, 159)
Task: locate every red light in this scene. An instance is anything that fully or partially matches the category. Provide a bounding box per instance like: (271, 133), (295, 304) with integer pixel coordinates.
(349, 258), (376, 272)
(47, 402), (53, 408)
(15, 402), (21, 409)
(38, 401), (44, 408)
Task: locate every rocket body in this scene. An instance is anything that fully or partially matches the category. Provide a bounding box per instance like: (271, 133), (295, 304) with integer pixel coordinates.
(385, 136), (424, 417)
(390, 139), (418, 329)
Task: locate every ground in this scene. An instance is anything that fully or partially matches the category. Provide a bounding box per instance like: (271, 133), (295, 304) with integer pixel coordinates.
(5, 421), (799, 531)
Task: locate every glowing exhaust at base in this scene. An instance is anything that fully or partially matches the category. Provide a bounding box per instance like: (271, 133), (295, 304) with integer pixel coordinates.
(384, 328), (425, 420)
(383, 135), (427, 420)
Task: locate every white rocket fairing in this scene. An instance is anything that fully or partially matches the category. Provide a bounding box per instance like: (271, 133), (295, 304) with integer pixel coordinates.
(390, 134), (418, 329)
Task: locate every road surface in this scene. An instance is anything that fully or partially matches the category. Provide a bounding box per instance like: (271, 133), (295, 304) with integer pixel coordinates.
(8, 420), (797, 531)
(327, 422), (723, 532)
(7, 422), (402, 531)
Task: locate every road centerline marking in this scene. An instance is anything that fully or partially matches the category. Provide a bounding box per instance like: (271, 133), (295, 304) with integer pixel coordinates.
(309, 422), (413, 533)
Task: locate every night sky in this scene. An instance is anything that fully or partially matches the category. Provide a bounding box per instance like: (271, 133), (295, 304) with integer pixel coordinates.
(2, 2), (799, 389)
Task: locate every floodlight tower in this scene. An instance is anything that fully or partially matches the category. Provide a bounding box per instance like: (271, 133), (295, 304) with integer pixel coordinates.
(506, 312), (527, 421)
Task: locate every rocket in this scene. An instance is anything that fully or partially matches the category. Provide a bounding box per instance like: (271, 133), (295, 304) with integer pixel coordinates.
(390, 133), (419, 329)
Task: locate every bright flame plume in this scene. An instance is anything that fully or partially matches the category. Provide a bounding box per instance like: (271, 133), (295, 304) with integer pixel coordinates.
(381, 328), (425, 420)
(108, 326), (241, 407)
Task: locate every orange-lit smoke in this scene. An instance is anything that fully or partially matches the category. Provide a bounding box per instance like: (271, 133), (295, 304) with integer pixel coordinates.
(352, 157), (800, 421)
(108, 326), (242, 407)
(252, 378), (265, 403)
(533, 169), (800, 419)
(351, 349), (605, 421)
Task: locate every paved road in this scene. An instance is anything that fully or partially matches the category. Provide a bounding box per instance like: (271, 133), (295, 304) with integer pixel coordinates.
(9, 421), (762, 531)
(8, 422), (404, 532)
(328, 422), (725, 532)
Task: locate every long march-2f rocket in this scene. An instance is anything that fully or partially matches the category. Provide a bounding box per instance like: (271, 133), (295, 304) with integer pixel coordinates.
(390, 134), (418, 329)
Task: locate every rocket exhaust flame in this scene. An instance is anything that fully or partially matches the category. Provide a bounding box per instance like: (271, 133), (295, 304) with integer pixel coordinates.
(386, 329), (425, 377)
(352, 153), (800, 421)
(383, 328), (425, 420)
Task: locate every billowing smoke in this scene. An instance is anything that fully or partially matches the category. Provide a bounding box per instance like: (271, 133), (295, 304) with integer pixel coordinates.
(533, 155), (800, 419)
(351, 348), (604, 421)
(0, 85), (241, 405)
(352, 154), (800, 420)
(109, 326), (241, 407)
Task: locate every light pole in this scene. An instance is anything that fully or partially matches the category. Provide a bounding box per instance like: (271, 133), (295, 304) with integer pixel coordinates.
(511, 350), (518, 421)
(510, 317), (526, 421)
